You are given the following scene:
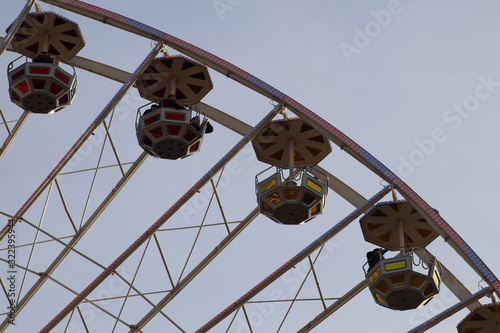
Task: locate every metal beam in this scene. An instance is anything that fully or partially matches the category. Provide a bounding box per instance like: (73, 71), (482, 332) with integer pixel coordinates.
(0, 111), (29, 159)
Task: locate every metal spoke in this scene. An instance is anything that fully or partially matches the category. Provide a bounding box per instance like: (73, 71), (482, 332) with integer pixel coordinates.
(0, 111), (29, 159)
(75, 306), (91, 333)
(58, 162), (135, 177)
(241, 306), (255, 333)
(307, 255), (327, 311)
(210, 176), (231, 234)
(102, 118), (126, 177)
(112, 238), (151, 333)
(17, 183), (53, 304)
(177, 169), (226, 283)
(54, 178), (78, 233)
(152, 234), (176, 289)
(78, 117), (116, 229)
(0, 108), (11, 136)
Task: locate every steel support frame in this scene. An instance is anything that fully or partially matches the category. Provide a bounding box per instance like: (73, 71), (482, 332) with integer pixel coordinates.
(1, 1), (495, 331)
(34, 1), (500, 300)
(0, 111), (29, 159)
(0, 152), (149, 331)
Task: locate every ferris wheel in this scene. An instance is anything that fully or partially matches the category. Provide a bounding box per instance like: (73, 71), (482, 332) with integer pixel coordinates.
(0, 1), (499, 332)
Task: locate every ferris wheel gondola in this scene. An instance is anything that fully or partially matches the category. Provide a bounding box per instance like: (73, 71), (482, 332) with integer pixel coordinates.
(135, 99), (211, 159)
(134, 55), (214, 159)
(252, 117), (331, 224)
(360, 200), (442, 310)
(6, 11), (84, 113)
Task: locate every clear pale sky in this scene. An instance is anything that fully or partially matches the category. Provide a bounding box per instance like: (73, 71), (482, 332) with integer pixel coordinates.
(1, 0), (500, 332)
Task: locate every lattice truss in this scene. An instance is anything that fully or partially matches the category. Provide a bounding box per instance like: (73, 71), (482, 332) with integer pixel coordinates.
(0, 1), (498, 333)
